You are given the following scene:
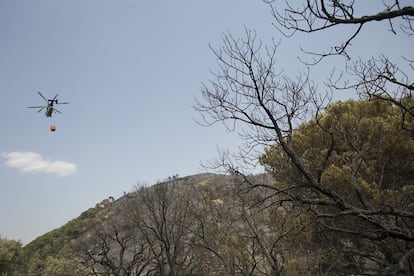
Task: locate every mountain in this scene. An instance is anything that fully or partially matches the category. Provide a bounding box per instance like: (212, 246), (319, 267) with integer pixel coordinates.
(14, 173), (278, 275)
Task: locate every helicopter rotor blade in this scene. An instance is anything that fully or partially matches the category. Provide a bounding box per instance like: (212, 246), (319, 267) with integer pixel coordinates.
(27, 106), (46, 108)
(37, 91), (48, 103)
(37, 107), (46, 113)
(56, 102), (69, 105)
(53, 108), (62, 114)
(52, 94), (58, 102)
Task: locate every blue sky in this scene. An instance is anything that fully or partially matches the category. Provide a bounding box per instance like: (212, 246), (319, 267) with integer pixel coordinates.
(0, 1), (412, 244)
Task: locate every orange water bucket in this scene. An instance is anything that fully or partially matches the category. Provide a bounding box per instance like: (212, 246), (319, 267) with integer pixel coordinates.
(50, 125), (56, 132)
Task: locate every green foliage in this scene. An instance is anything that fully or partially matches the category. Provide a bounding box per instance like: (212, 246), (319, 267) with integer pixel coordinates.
(43, 256), (87, 276)
(0, 236), (22, 275)
(262, 99), (414, 209)
(261, 99), (414, 273)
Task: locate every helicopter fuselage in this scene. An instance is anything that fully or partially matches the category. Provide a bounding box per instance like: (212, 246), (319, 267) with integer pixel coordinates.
(46, 106), (54, 117)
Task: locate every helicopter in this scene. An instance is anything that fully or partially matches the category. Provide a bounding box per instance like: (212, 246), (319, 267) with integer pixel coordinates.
(27, 91), (69, 117)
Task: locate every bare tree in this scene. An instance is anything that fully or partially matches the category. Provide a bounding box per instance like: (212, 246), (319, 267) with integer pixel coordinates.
(190, 173), (315, 275)
(127, 181), (197, 275)
(235, 186), (307, 276)
(77, 215), (152, 276)
(196, 29), (318, 162)
(195, 26), (414, 274)
(205, 0), (414, 275)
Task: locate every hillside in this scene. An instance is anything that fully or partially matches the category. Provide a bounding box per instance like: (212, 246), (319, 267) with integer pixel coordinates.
(14, 173), (278, 275)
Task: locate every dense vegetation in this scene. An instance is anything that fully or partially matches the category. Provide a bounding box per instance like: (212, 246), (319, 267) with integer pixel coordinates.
(260, 99), (414, 274)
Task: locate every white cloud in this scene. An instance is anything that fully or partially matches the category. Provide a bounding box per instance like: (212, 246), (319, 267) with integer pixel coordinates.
(2, 151), (76, 177)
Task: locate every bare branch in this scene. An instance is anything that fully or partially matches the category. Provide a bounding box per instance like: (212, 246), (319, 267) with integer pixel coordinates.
(264, 0), (414, 60)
